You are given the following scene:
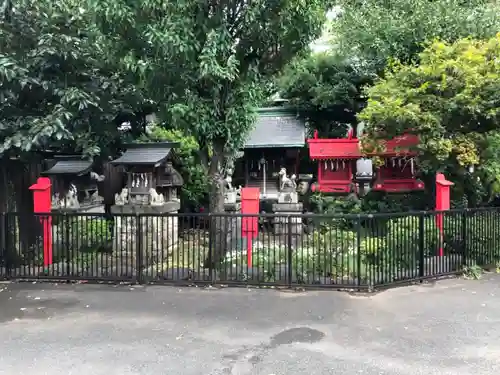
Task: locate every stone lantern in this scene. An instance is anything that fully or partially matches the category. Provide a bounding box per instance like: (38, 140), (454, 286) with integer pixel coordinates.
(109, 142), (183, 267)
(41, 155), (105, 212)
(354, 158), (374, 196)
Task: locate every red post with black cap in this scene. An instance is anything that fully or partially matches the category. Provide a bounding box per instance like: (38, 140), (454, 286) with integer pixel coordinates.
(240, 187), (259, 267)
(29, 177), (53, 266)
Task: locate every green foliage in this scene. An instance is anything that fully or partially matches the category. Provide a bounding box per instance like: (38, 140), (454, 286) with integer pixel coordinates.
(138, 125), (209, 209)
(280, 0), (500, 141)
(359, 35), (500, 205)
(463, 264), (483, 280)
(443, 212), (500, 265)
(71, 217), (111, 252)
(220, 210), (500, 285)
(279, 53), (373, 136)
(88, 0), (330, 213)
(332, 0), (500, 73)
(310, 192), (429, 216)
(0, 0), (140, 157)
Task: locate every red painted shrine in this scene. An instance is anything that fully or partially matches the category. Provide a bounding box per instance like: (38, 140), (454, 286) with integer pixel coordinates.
(307, 129), (424, 194)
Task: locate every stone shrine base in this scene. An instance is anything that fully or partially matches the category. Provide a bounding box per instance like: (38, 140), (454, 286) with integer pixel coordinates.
(111, 202), (180, 268)
(272, 202), (303, 235)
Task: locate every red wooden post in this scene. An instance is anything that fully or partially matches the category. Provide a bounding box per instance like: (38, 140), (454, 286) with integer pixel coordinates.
(435, 173), (454, 257)
(29, 177), (53, 266)
(241, 188), (260, 267)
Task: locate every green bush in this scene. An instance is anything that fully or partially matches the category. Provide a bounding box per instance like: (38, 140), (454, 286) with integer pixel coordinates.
(220, 211), (500, 285)
(442, 212), (500, 265)
(71, 217), (111, 252)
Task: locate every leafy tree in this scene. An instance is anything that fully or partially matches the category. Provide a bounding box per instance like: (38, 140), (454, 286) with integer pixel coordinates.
(0, 0), (140, 157)
(332, 0), (500, 73)
(359, 35), (500, 206)
(279, 52), (372, 137)
(89, 0), (331, 265)
(280, 0), (500, 136)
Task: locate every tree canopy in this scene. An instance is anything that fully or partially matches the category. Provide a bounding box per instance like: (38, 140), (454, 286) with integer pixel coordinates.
(331, 0), (500, 72)
(0, 0), (141, 157)
(359, 35), (500, 204)
(280, 0), (500, 136)
(86, 0), (330, 213)
(279, 52), (372, 137)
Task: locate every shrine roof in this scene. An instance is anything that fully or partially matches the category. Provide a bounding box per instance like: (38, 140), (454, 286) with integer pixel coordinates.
(244, 107), (305, 148)
(382, 135), (419, 156)
(307, 138), (361, 159)
(42, 156), (93, 176)
(110, 142), (179, 167)
(307, 135), (419, 159)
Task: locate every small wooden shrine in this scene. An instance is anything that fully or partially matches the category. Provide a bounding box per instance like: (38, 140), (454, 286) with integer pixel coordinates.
(41, 155), (104, 211)
(110, 142), (183, 211)
(109, 142), (184, 268)
(307, 129), (424, 195)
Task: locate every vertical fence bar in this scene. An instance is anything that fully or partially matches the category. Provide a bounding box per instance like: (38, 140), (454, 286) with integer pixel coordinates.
(208, 213), (213, 283)
(64, 213), (70, 278)
(287, 215), (292, 288)
(418, 213), (425, 280)
(462, 209), (468, 268)
(135, 214), (143, 284)
(0, 212), (5, 278)
(2, 212), (9, 277)
(356, 215), (362, 289)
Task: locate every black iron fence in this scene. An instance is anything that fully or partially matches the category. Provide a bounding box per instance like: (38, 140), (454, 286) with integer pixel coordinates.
(0, 208), (498, 290)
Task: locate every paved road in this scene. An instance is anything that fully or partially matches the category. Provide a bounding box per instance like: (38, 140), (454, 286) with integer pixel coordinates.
(1, 277), (500, 375)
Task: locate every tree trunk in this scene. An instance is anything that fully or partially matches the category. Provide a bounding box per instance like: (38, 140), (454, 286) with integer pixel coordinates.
(203, 143), (228, 269)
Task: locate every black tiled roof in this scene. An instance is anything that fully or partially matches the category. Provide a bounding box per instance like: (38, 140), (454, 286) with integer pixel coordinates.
(110, 142), (178, 166)
(244, 107), (305, 148)
(43, 156), (93, 176)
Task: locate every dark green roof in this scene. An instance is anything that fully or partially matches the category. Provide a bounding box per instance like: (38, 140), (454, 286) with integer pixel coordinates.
(245, 107), (305, 148)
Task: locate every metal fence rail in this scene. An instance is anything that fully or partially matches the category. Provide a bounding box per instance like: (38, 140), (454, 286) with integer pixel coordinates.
(0, 208), (498, 290)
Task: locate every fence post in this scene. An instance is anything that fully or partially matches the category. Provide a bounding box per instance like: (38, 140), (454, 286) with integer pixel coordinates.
(462, 209), (468, 267)
(356, 215), (362, 289)
(0, 212), (8, 277)
(135, 213), (143, 284)
(418, 213), (425, 279)
(208, 213), (214, 283)
(287, 215), (293, 288)
(64, 213), (70, 277)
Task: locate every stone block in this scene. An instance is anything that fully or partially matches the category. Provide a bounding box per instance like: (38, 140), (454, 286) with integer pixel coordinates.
(274, 223), (302, 235)
(112, 211), (179, 268)
(224, 202), (241, 212)
(278, 192), (298, 204)
(273, 215), (302, 224)
(272, 203), (303, 212)
(224, 191), (237, 204)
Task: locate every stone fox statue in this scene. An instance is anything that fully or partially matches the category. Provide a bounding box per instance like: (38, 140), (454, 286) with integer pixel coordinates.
(278, 168), (297, 191)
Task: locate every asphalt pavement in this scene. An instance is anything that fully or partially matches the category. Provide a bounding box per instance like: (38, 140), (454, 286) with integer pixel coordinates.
(1, 277), (499, 375)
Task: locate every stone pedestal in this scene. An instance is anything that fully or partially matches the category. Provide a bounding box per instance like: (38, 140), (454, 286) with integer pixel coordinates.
(272, 202), (303, 235)
(278, 191), (299, 204)
(111, 202), (180, 268)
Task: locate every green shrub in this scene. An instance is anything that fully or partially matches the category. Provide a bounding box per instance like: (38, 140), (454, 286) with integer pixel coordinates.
(443, 212), (500, 265)
(71, 217), (111, 252)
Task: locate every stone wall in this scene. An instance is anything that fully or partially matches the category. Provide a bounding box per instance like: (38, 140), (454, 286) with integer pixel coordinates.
(112, 213), (179, 268)
(110, 201), (180, 269)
